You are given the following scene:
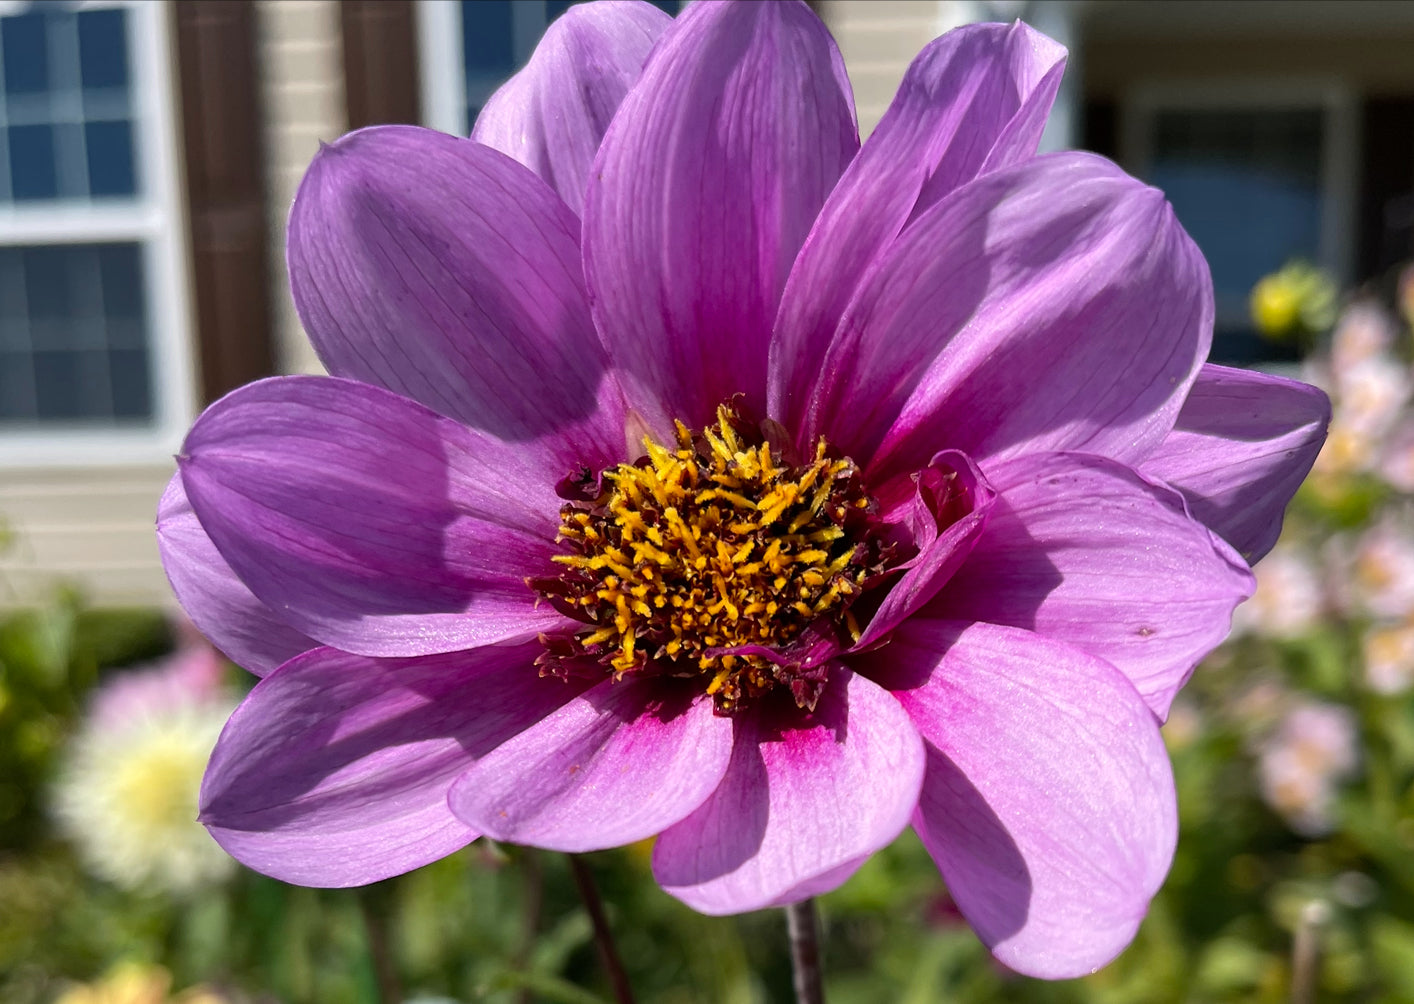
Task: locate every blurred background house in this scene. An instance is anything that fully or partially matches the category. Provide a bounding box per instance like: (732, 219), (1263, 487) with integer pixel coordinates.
(1, 0), (1412, 609)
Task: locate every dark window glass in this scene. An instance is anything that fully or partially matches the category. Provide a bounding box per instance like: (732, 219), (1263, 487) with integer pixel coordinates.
(1148, 108), (1324, 364)
(85, 119), (135, 196)
(2, 11), (48, 95)
(78, 8), (128, 89)
(462, 0), (515, 77)
(108, 347), (150, 420)
(0, 242), (152, 425)
(9, 123), (58, 200)
(22, 246), (73, 323)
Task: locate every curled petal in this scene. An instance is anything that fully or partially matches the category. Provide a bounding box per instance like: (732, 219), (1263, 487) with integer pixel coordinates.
(932, 452), (1254, 720)
(179, 376), (572, 658)
(200, 643), (591, 887)
(289, 125), (625, 473)
(585, 0), (858, 434)
(854, 450), (996, 649)
(156, 472), (317, 676)
(472, 0), (673, 216)
(653, 668), (923, 914)
(448, 677), (733, 851)
(869, 620), (1176, 979)
(793, 153), (1211, 477)
(772, 20), (1065, 425)
(1141, 364), (1331, 563)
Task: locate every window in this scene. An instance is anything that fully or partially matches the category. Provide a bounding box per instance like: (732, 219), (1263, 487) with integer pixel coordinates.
(419, 0), (680, 137)
(0, 0), (194, 464)
(1122, 83), (1357, 364)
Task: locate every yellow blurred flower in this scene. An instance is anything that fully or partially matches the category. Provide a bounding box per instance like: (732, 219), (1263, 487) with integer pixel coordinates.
(1250, 261), (1338, 342)
(53, 961), (225, 1004)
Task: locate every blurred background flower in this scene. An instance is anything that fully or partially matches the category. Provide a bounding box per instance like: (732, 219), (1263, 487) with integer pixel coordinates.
(52, 644), (238, 897)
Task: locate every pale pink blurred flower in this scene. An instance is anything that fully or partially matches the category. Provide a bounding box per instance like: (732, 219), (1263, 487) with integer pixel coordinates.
(1338, 515), (1414, 619)
(1378, 418), (1414, 492)
(1330, 300), (1397, 377)
(1257, 700), (1359, 836)
(1362, 621), (1414, 695)
(1231, 543), (1324, 639)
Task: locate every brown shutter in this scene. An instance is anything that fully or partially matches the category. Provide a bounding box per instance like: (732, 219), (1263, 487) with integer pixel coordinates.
(173, 0), (276, 405)
(341, 1), (422, 129)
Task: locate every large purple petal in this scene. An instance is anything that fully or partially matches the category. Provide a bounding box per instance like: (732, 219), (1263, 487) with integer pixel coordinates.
(869, 620), (1176, 979)
(584, 0), (858, 434)
(932, 452), (1254, 720)
(447, 677), (733, 851)
(471, 0), (673, 217)
(1141, 364), (1331, 563)
(201, 642), (591, 887)
(791, 152), (1211, 478)
(771, 21), (1065, 426)
(854, 450), (996, 649)
(652, 669), (923, 914)
(179, 376), (573, 658)
(288, 125), (625, 473)
(156, 472), (317, 677)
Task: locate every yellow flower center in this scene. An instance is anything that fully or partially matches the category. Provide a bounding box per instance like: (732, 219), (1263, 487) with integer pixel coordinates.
(535, 405), (886, 714)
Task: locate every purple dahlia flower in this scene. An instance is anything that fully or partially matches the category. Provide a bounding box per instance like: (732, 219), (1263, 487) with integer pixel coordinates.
(156, 0), (1329, 979)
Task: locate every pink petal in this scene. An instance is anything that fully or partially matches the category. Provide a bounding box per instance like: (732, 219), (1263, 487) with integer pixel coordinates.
(793, 153), (1211, 479)
(288, 125), (626, 475)
(771, 21), (1065, 426)
(1141, 364), (1331, 563)
(471, 0), (673, 216)
(652, 668), (923, 914)
(201, 642), (592, 887)
(583, 0), (858, 434)
(447, 677), (733, 852)
(156, 472), (317, 677)
(933, 452), (1254, 720)
(871, 619), (1176, 979)
(854, 450), (996, 649)
(179, 376), (573, 658)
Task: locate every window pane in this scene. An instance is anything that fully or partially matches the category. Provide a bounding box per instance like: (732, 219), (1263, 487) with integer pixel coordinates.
(78, 8), (128, 90)
(1148, 108), (1324, 363)
(1, 11), (49, 96)
(0, 242), (153, 425)
(85, 119), (135, 197)
(462, 0), (515, 77)
(9, 123), (58, 200)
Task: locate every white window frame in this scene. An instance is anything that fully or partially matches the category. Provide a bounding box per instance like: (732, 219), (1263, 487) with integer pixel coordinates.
(0, 0), (196, 468)
(417, 0), (466, 136)
(1120, 78), (1360, 330)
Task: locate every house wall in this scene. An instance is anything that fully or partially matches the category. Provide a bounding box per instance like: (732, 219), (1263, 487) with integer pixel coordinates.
(815, 0), (945, 137)
(257, 0), (343, 377)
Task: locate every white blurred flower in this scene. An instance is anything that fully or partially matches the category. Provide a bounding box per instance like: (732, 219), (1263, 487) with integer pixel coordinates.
(53, 645), (239, 895)
(1363, 621), (1414, 695)
(1257, 700), (1359, 837)
(1232, 544), (1324, 639)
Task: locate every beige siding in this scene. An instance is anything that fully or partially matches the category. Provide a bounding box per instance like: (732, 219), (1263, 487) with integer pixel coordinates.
(0, 465), (175, 606)
(257, 0), (344, 377)
(817, 0), (945, 137)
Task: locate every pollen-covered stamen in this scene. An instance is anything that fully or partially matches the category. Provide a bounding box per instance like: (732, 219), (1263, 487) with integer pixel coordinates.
(531, 405), (888, 715)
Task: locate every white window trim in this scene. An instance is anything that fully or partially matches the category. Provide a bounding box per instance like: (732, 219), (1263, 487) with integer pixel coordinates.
(0, 0), (196, 468)
(418, 0), (467, 136)
(1120, 78), (1360, 328)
